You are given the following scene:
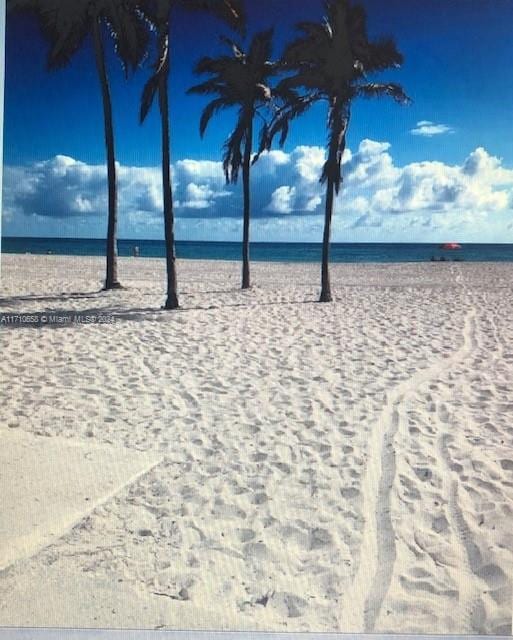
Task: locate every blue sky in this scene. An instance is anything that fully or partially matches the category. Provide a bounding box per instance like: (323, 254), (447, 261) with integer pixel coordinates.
(3, 0), (513, 242)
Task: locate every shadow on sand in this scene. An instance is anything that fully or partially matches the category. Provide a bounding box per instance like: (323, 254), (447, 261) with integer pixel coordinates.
(0, 294), (317, 329)
(0, 290), (107, 305)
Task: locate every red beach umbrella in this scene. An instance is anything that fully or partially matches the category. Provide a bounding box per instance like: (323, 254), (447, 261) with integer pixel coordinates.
(440, 242), (462, 250)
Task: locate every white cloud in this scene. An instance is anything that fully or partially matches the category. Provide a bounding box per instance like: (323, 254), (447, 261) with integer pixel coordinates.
(3, 156), (109, 218)
(180, 182), (231, 210)
(176, 159), (225, 183)
(410, 120), (454, 137)
(258, 146), (328, 215)
(265, 185), (296, 214)
(253, 149), (291, 175)
(292, 145), (326, 182)
(3, 142), (513, 243)
(368, 150), (512, 215)
(345, 140), (399, 186)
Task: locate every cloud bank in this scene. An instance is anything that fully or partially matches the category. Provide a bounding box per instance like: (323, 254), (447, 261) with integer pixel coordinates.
(3, 141), (513, 242)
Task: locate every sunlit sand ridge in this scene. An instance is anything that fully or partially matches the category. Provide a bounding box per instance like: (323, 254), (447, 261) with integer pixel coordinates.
(0, 254), (512, 633)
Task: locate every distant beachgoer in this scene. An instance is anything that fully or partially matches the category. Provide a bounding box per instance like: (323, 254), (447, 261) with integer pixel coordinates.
(133, 246), (140, 257)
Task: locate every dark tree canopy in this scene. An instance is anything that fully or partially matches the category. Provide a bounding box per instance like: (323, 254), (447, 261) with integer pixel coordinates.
(261, 0), (410, 193)
(187, 29), (284, 183)
(7, 0), (150, 73)
(138, 0), (245, 126)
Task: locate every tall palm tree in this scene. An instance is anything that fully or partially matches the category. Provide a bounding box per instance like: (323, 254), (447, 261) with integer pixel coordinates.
(139, 0), (244, 309)
(187, 30), (283, 290)
(260, 0), (410, 302)
(7, 0), (150, 290)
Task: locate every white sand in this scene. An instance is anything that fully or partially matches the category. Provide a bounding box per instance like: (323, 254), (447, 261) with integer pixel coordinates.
(0, 429), (161, 571)
(0, 254), (512, 634)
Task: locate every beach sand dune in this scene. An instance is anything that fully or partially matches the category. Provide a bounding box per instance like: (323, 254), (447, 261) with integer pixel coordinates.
(0, 255), (511, 633)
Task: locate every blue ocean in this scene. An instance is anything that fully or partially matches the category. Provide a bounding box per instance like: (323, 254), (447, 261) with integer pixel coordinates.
(3, 237), (513, 263)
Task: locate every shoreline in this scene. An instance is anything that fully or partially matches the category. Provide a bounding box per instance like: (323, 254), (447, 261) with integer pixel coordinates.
(2, 249), (512, 266)
(3, 238), (513, 267)
(0, 250), (490, 263)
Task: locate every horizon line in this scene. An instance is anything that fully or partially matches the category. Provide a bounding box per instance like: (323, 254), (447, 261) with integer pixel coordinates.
(2, 236), (492, 246)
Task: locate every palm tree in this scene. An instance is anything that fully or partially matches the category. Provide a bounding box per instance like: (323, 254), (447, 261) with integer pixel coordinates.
(139, 0), (244, 309)
(7, 0), (150, 290)
(187, 30), (283, 290)
(260, 0), (410, 302)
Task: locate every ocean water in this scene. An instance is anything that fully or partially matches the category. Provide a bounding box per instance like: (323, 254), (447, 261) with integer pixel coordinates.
(3, 237), (513, 263)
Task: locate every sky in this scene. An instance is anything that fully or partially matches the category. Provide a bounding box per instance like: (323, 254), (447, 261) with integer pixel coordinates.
(2, 0), (513, 243)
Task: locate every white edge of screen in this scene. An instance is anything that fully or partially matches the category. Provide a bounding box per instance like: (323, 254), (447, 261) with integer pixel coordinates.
(0, 0), (6, 273)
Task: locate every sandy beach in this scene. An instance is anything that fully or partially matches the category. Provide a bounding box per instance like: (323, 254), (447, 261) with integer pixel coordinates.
(0, 254), (512, 634)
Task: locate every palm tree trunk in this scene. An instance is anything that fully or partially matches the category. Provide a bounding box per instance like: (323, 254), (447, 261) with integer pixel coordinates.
(241, 118), (253, 290)
(320, 99), (347, 304)
(158, 37), (179, 310)
(320, 177), (334, 302)
(92, 17), (121, 290)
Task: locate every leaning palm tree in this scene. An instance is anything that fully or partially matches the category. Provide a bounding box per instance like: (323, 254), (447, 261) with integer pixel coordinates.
(187, 30), (284, 290)
(139, 0), (244, 309)
(260, 0), (410, 302)
(7, 0), (150, 290)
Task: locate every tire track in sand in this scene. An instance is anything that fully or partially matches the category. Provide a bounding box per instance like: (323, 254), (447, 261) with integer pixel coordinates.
(482, 291), (505, 362)
(435, 295), (486, 632)
(437, 426), (485, 632)
(339, 299), (476, 632)
(435, 292), (505, 633)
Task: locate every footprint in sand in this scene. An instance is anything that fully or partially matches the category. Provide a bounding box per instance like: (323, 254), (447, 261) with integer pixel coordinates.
(268, 592), (308, 618)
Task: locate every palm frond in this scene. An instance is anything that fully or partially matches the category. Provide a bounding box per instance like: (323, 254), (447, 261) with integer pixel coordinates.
(252, 122), (270, 166)
(182, 0), (246, 33)
(282, 35), (329, 68)
(355, 82), (411, 104)
(278, 71), (328, 93)
(325, 0), (349, 38)
(296, 20), (332, 43)
(199, 97), (230, 137)
(16, 0), (91, 70)
(135, 0), (166, 26)
(104, 3), (150, 75)
(253, 91), (321, 163)
(346, 2), (368, 57)
(140, 20), (171, 123)
(248, 29), (274, 68)
(193, 55), (238, 75)
(219, 35), (245, 59)
(187, 79), (228, 95)
(223, 113), (247, 183)
(321, 102), (349, 193)
(140, 73), (160, 122)
(359, 38), (403, 73)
